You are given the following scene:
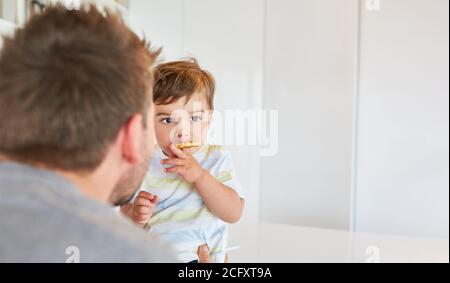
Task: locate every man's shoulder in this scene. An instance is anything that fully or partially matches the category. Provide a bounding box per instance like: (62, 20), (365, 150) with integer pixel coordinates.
(0, 165), (175, 263)
(0, 192), (175, 262)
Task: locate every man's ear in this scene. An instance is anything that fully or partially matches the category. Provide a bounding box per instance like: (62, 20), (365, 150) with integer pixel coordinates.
(121, 114), (144, 165)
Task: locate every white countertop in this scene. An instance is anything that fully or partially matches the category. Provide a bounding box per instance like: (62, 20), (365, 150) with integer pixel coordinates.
(227, 221), (449, 263)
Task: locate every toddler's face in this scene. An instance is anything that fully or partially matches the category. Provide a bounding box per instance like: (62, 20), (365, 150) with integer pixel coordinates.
(154, 92), (211, 157)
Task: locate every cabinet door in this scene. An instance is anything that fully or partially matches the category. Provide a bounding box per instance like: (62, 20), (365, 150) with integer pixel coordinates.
(261, 0), (359, 230)
(355, 0), (449, 238)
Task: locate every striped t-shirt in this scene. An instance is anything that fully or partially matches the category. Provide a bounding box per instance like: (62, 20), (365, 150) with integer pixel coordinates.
(139, 144), (245, 263)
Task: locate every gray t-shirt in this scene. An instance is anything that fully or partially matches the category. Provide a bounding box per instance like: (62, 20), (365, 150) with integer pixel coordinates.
(0, 162), (176, 263)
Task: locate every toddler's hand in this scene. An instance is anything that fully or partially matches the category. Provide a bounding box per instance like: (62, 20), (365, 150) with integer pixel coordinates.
(121, 191), (159, 227)
(161, 144), (206, 184)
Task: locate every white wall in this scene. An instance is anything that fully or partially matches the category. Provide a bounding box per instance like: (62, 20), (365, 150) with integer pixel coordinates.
(260, 0), (359, 230)
(0, 0), (16, 23)
(355, 0), (449, 238)
(130, 0), (358, 231)
(129, 0), (449, 238)
(1, 1), (17, 44)
(0, 19), (15, 48)
(182, 0), (264, 226)
(129, 0), (184, 61)
(0, 0), (446, 240)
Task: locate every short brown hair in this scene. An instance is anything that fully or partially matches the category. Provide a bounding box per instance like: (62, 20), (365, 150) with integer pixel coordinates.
(0, 5), (160, 171)
(153, 58), (216, 109)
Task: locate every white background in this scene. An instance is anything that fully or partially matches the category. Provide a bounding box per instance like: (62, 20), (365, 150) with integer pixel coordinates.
(127, 0), (449, 239)
(355, 0), (449, 238)
(2, 0), (447, 240)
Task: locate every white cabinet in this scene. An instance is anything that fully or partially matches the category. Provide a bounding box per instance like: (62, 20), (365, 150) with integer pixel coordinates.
(355, 0), (449, 238)
(129, 0), (449, 238)
(260, 0), (359, 230)
(129, 0), (264, 225)
(0, 18), (15, 49)
(0, 0), (15, 22)
(0, 0), (24, 24)
(0, 0), (131, 48)
(183, 0), (265, 226)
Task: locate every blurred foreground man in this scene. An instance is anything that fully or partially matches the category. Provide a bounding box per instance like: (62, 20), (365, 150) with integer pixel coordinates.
(0, 4), (175, 263)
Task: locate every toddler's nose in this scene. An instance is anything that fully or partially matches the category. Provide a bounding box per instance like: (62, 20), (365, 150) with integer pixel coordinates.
(176, 129), (191, 143)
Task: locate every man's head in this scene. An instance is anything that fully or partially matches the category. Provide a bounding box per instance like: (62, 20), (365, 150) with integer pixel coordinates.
(153, 58), (215, 156)
(0, 5), (160, 206)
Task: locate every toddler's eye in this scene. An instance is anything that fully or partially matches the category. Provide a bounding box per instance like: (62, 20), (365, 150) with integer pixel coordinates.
(191, 116), (202, 123)
(161, 118), (174, 124)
